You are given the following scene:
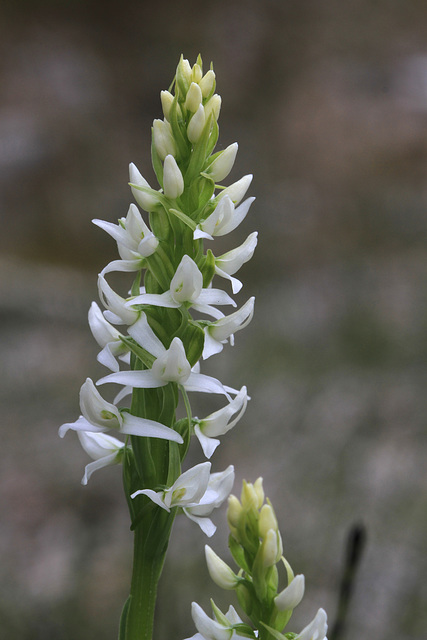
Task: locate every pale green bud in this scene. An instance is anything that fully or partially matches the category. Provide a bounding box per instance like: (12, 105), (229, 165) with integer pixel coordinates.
(259, 504), (278, 539)
(261, 529), (279, 568)
(204, 94), (222, 121)
(253, 477), (264, 507)
(185, 82), (203, 113)
(188, 103), (206, 143)
(199, 69), (216, 98)
(227, 494), (243, 529)
(153, 119), (176, 160)
(205, 545), (239, 590)
(163, 154), (184, 199)
(206, 143), (238, 182)
(160, 90), (174, 121)
(178, 57), (192, 84)
(274, 574), (305, 612)
(129, 163), (159, 212)
(191, 62), (203, 83)
(241, 477), (264, 511)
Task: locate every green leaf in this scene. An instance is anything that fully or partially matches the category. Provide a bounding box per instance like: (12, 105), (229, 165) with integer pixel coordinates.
(199, 248), (216, 288)
(118, 595), (131, 640)
(151, 133), (164, 188)
(169, 96), (190, 160)
(229, 534), (251, 573)
(259, 622), (288, 640)
(231, 624), (257, 639)
(169, 208), (197, 231)
(120, 335), (155, 369)
(179, 322), (205, 366)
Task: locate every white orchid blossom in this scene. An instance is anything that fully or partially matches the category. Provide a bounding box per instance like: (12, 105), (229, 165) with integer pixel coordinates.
(217, 174), (253, 206)
(131, 463), (234, 536)
(194, 195), (256, 241)
(98, 273), (140, 325)
(186, 603), (246, 640)
(88, 302), (129, 372)
(77, 430), (126, 485)
(205, 143), (238, 183)
(129, 162), (160, 213)
(125, 255), (235, 319)
(93, 204), (158, 276)
(98, 332), (237, 399)
(194, 386), (249, 458)
(203, 297), (255, 359)
(295, 609), (328, 640)
(59, 378), (183, 443)
(274, 574), (305, 612)
(215, 232), (258, 294)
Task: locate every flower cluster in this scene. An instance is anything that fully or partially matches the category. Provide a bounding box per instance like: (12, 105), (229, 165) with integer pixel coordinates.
(59, 55), (256, 536)
(186, 478), (328, 640)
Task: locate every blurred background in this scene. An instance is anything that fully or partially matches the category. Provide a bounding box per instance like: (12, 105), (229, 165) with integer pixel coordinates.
(1, 0), (427, 638)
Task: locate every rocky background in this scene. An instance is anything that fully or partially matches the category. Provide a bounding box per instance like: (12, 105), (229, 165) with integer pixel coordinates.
(1, 1), (426, 638)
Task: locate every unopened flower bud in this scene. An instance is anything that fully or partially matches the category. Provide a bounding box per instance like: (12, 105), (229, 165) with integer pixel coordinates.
(261, 529), (279, 568)
(187, 103), (206, 143)
(259, 504), (278, 539)
(163, 154), (184, 199)
(227, 494), (243, 529)
(218, 174), (253, 206)
(192, 62), (203, 83)
(205, 545), (239, 590)
(199, 69), (216, 98)
(153, 119), (176, 160)
(185, 82), (203, 112)
(129, 163), (159, 212)
(207, 143), (238, 182)
(204, 94), (222, 121)
(241, 479), (261, 511)
(160, 90), (174, 121)
(178, 57), (192, 84)
(274, 574), (305, 612)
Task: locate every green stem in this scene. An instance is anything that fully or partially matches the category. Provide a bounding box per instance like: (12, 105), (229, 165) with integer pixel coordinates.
(123, 511), (175, 640)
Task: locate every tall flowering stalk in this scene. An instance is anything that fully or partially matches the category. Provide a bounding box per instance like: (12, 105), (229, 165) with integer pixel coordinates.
(60, 55), (256, 640)
(60, 55), (327, 640)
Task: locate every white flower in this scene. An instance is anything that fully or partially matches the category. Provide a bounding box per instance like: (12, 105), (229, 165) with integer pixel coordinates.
(131, 463), (234, 536)
(274, 574), (305, 611)
(187, 603), (245, 640)
(129, 163), (159, 212)
(185, 82), (203, 112)
(163, 154), (184, 199)
(296, 609), (328, 640)
(205, 143), (238, 183)
(199, 69), (215, 98)
(88, 302), (129, 372)
(98, 326), (237, 400)
(98, 273), (139, 326)
(194, 195), (255, 241)
(153, 119), (176, 160)
(58, 378), (183, 443)
(203, 298), (255, 359)
(93, 204), (158, 275)
(126, 255), (235, 319)
(215, 233), (258, 294)
(77, 430), (125, 485)
(194, 386), (249, 458)
(188, 104), (206, 143)
(204, 94), (222, 122)
(217, 174), (252, 206)
(205, 545), (239, 590)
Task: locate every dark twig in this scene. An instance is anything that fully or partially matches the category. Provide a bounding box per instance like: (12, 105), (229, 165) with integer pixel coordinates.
(329, 522), (367, 640)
